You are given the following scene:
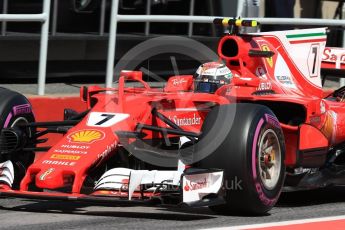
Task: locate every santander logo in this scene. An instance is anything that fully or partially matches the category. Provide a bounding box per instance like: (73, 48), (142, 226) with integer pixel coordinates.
(322, 47), (345, 64)
(184, 178), (208, 191)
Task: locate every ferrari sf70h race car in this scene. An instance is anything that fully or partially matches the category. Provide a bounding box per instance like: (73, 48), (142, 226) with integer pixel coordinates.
(0, 19), (345, 215)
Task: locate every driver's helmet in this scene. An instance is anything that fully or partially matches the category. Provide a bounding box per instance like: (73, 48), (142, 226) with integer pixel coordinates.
(194, 62), (232, 93)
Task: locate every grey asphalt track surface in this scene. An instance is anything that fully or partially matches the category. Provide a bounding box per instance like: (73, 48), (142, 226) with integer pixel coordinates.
(1, 187), (345, 229)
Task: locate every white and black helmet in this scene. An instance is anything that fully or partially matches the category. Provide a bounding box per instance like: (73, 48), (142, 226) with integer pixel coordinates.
(194, 62), (233, 93)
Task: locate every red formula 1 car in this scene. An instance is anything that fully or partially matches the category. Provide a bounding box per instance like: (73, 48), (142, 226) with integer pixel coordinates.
(0, 19), (344, 214)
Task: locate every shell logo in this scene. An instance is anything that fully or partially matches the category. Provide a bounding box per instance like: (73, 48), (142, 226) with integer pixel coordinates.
(67, 129), (105, 144)
(321, 111), (335, 141)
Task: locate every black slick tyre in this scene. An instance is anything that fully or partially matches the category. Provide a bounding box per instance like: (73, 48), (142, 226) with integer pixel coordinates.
(0, 88), (35, 188)
(197, 103), (285, 215)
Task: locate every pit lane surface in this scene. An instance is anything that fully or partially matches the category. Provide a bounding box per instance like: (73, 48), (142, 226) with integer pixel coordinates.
(1, 187), (345, 230)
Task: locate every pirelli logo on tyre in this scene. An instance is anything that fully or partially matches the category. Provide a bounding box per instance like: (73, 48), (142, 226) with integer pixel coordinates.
(50, 154), (81, 161)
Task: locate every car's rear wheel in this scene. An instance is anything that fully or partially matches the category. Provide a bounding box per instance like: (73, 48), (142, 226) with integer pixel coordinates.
(197, 103), (285, 215)
(0, 88), (35, 188)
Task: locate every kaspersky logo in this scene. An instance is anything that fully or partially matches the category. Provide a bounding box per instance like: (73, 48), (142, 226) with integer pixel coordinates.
(67, 129), (105, 144)
(261, 44), (274, 68)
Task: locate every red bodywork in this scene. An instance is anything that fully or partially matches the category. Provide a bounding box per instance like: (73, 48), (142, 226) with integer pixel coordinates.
(0, 27), (343, 200)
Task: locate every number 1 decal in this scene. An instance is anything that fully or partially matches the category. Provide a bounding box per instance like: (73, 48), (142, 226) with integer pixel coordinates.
(87, 112), (129, 127)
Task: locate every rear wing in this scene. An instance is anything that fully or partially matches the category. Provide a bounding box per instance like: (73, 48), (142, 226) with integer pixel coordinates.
(321, 47), (345, 77)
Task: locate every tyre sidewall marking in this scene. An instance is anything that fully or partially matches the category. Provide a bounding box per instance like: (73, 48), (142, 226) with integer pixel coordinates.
(2, 103), (33, 128)
(251, 112), (284, 206)
(4, 112), (13, 128)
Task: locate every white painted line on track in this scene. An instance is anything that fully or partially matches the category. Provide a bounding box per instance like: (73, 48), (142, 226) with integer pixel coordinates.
(202, 214), (345, 230)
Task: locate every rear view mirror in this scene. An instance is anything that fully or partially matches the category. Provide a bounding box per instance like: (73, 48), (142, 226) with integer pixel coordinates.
(80, 86), (88, 102)
(120, 70), (143, 81)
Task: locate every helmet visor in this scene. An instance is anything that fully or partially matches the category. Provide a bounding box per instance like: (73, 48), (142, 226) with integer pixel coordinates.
(195, 82), (219, 93)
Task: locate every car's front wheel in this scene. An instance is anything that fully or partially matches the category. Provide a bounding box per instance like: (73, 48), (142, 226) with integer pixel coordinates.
(0, 88), (35, 189)
(197, 103), (285, 214)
